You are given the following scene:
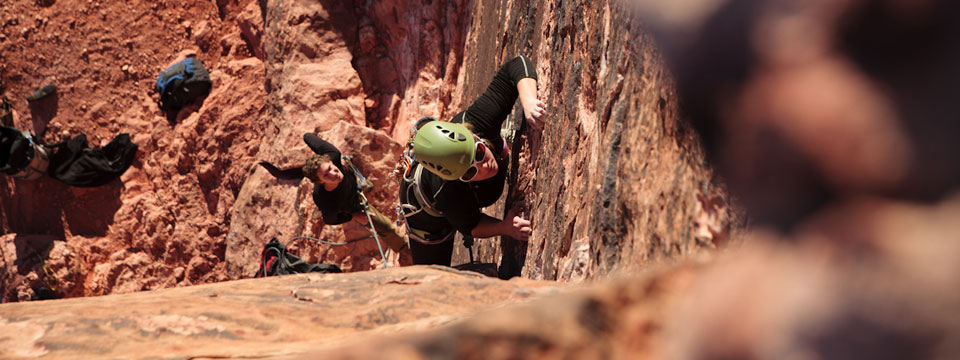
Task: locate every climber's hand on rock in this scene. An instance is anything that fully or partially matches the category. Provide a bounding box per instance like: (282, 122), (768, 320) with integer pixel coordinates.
(522, 98), (545, 130)
(504, 206), (532, 241)
(517, 78), (544, 131)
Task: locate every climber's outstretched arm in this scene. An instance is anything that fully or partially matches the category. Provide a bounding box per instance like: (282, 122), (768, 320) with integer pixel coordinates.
(456, 55), (540, 141)
(470, 207), (531, 241)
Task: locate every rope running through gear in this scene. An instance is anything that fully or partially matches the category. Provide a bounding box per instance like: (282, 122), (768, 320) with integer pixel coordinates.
(358, 190), (389, 267)
(286, 198), (390, 267)
(289, 235), (369, 247)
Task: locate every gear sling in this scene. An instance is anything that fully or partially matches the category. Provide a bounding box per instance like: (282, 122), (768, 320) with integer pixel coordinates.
(393, 141), (457, 246)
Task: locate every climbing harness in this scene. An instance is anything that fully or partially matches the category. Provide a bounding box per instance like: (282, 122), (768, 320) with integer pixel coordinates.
(392, 139), (457, 246)
(402, 220), (456, 245)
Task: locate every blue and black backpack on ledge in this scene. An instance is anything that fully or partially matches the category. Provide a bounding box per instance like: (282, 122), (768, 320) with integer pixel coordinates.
(155, 56), (212, 122)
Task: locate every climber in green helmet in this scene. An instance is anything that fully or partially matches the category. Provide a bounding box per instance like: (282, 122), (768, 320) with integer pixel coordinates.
(412, 121), (478, 180)
(397, 55), (545, 266)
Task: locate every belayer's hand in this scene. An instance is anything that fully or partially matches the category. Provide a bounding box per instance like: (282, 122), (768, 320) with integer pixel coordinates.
(504, 206), (532, 241)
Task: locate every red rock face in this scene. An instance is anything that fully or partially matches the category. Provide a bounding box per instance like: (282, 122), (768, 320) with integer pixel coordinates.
(447, 0), (737, 280)
(0, 0), (268, 300)
(3, 0), (958, 358)
(1, 0), (735, 301)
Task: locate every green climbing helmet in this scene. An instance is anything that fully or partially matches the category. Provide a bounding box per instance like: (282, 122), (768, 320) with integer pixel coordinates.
(413, 120), (476, 180)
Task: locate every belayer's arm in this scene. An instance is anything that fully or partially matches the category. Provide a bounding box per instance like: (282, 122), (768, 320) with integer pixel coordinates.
(258, 161), (304, 180)
(303, 133), (342, 165)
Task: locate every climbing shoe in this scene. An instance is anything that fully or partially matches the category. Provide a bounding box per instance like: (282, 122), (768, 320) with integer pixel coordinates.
(26, 84), (57, 102)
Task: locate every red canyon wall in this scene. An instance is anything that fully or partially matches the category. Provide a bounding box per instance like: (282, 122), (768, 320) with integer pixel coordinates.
(2, 0), (958, 359)
(0, 0), (734, 301)
(445, 0), (736, 280)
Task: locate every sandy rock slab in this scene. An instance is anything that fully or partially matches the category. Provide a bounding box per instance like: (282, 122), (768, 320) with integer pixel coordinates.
(0, 266), (563, 359)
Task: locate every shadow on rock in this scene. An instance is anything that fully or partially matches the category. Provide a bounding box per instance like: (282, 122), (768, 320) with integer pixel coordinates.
(27, 91), (57, 137)
(453, 262), (499, 278)
(61, 179), (124, 237)
(13, 234), (55, 275)
(4, 175), (123, 238)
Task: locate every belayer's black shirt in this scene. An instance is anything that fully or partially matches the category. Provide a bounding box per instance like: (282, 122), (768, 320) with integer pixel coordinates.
(305, 133), (361, 225)
(404, 55), (537, 236)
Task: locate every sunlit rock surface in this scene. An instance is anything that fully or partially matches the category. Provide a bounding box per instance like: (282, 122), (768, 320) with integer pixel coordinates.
(6, 0), (957, 358)
(0, 266), (564, 359)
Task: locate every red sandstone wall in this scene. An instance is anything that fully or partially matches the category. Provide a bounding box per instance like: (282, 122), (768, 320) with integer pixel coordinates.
(0, 0), (269, 300)
(0, 0), (735, 301)
(448, 0), (737, 280)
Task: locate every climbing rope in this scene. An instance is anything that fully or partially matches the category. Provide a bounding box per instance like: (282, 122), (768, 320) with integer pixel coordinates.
(343, 156), (389, 267)
(358, 191), (389, 268)
(289, 235), (369, 247)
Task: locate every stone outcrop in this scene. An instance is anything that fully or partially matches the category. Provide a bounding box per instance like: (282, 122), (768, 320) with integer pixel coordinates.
(0, 266), (565, 358)
(9, 205), (956, 359)
(308, 199), (960, 359)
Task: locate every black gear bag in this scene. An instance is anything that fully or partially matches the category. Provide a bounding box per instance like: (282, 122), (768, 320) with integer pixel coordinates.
(255, 238), (343, 277)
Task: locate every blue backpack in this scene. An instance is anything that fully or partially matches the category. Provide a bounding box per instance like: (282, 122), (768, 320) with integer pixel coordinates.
(155, 57), (212, 120)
